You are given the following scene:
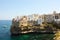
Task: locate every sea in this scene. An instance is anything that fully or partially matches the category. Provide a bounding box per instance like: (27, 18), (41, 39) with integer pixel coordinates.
(0, 20), (54, 40)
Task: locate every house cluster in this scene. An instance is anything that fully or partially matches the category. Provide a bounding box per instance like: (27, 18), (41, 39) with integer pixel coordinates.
(12, 11), (60, 27)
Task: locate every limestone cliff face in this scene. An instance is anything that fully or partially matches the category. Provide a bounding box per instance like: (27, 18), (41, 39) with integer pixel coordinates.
(10, 20), (54, 35)
(10, 17), (56, 35)
(10, 20), (21, 35)
(10, 19), (41, 35)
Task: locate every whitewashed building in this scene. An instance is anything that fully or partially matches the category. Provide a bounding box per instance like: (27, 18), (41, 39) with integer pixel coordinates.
(37, 15), (44, 25)
(53, 11), (60, 23)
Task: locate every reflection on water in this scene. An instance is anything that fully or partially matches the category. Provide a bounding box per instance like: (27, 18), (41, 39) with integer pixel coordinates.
(0, 28), (54, 40)
(10, 34), (54, 40)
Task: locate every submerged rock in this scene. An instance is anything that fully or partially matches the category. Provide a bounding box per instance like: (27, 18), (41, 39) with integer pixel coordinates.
(3, 25), (7, 28)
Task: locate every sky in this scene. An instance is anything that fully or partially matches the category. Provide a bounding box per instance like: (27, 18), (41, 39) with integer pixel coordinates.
(0, 0), (60, 20)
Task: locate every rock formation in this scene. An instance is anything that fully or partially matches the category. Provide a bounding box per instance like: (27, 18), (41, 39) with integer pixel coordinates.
(53, 30), (60, 40)
(10, 18), (55, 35)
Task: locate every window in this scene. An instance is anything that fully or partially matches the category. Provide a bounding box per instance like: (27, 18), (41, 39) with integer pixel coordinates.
(55, 16), (59, 19)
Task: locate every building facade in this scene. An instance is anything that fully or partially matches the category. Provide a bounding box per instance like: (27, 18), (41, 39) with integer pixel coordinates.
(53, 12), (60, 23)
(43, 14), (54, 23)
(12, 11), (60, 27)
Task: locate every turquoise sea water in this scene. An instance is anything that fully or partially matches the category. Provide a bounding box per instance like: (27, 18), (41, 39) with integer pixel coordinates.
(0, 20), (54, 40)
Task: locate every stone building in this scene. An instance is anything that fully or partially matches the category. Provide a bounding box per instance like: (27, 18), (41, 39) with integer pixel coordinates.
(27, 14), (43, 26)
(37, 15), (44, 25)
(41, 14), (54, 23)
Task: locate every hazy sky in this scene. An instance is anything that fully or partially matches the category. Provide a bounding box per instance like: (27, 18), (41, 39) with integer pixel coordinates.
(0, 0), (60, 20)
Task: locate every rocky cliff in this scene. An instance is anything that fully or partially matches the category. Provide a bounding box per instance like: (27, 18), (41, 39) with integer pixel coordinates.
(10, 19), (56, 35)
(53, 31), (60, 40)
